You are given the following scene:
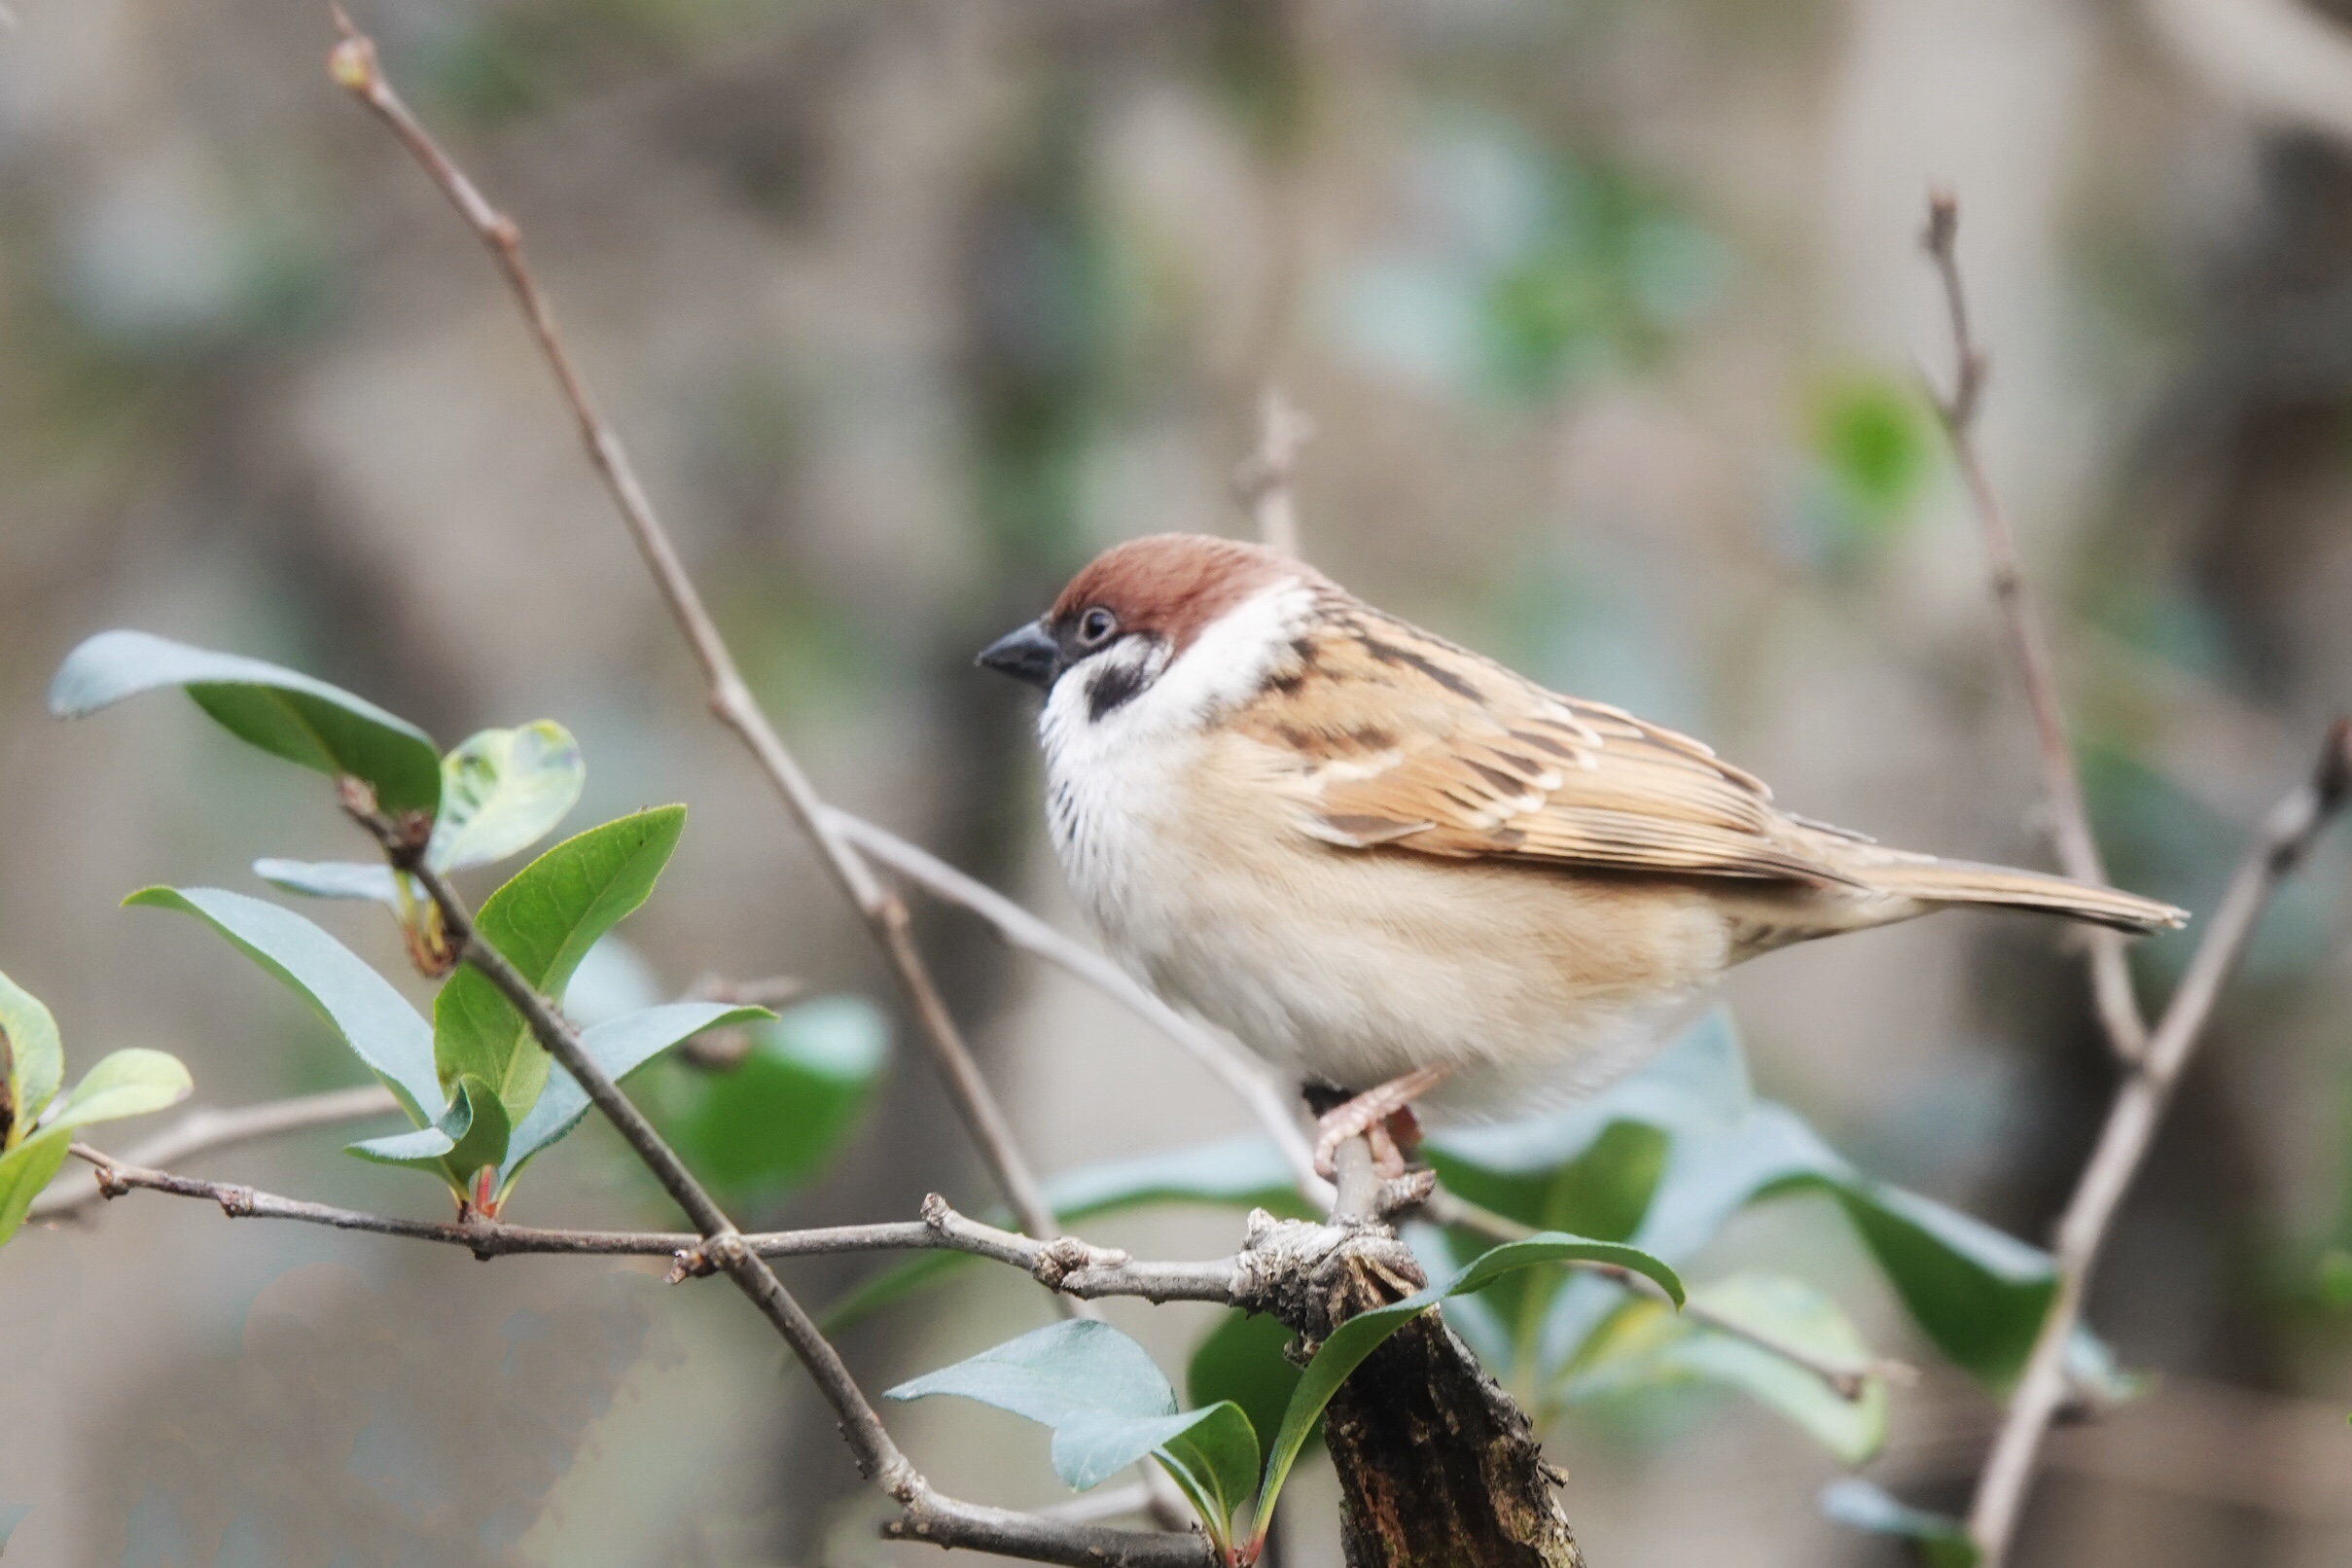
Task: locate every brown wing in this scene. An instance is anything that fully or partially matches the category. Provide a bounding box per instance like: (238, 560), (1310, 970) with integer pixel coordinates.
(1240, 603), (1858, 885)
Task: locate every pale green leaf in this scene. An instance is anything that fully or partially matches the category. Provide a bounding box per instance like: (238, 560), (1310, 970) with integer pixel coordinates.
(0, 969), (63, 1149)
(426, 721), (586, 873)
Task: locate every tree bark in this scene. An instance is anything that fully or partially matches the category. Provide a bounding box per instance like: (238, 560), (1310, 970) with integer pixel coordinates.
(1236, 1186), (1586, 1568)
(1322, 1310), (1586, 1568)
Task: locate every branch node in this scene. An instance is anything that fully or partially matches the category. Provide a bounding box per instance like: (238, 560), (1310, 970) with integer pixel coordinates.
(919, 1192), (951, 1232)
(216, 1184), (257, 1218)
(1031, 1235), (1130, 1291)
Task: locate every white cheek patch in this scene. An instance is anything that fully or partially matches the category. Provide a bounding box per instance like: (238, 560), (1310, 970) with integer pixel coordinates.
(1039, 580), (1313, 758)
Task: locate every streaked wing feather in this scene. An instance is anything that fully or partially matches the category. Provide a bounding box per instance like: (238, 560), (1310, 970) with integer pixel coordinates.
(1248, 607), (1853, 885)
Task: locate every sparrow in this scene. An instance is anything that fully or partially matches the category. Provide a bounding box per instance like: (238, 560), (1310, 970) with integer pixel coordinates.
(979, 534), (2186, 1177)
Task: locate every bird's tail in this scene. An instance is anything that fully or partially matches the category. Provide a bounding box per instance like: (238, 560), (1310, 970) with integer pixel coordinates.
(1850, 855), (2187, 934)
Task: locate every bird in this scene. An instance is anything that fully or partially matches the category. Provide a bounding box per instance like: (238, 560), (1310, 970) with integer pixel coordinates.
(977, 533), (2187, 1178)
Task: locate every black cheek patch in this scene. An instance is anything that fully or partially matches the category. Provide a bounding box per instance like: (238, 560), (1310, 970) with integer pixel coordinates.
(1086, 660), (1148, 722)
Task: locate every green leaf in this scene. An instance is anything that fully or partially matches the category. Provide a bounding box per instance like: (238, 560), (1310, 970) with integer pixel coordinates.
(0, 1048), (193, 1249)
(495, 1001), (772, 1198)
(1189, 1309), (1303, 1471)
(1562, 1272), (1887, 1462)
(1818, 1479), (1978, 1568)
(50, 630), (441, 814)
(349, 1074), (511, 1199)
(251, 859), (404, 907)
(885, 1320), (1256, 1550)
(44, 1048), (193, 1133)
(0, 1132), (72, 1249)
(888, 1319), (1176, 1443)
(0, 1501), (29, 1550)
(426, 721), (586, 872)
(658, 997), (887, 1199)
(1252, 1233), (1683, 1551)
(432, 805), (686, 1123)
(1149, 1401), (1259, 1555)
(0, 969), (64, 1149)
(126, 887), (441, 1125)
(1438, 1012), (2061, 1391)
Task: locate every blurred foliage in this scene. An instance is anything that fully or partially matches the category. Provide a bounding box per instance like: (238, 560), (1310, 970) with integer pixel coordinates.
(1334, 124), (1724, 403)
(1800, 369), (1936, 559)
(40, 636), (905, 1222)
(646, 997), (889, 1203)
(406, 0), (789, 125)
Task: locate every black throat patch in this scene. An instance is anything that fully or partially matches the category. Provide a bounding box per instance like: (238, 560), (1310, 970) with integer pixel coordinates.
(1086, 659), (1148, 721)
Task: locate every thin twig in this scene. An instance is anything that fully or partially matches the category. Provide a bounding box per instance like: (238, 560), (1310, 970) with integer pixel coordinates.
(321, 9), (1063, 1258)
(1233, 387), (1315, 556)
(29, 1084), (398, 1222)
(825, 807), (1329, 1203)
(1921, 191), (2150, 1061)
(1964, 721), (2352, 1562)
(65, 1145), (1242, 1301)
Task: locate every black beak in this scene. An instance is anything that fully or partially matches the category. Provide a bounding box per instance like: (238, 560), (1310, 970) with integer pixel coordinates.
(977, 621), (1062, 691)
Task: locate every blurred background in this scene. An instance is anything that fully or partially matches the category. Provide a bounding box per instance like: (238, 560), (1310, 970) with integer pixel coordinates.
(5, 0), (2352, 1563)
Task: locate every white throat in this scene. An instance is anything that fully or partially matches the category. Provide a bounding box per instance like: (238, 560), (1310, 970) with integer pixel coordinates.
(1035, 579), (1313, 913)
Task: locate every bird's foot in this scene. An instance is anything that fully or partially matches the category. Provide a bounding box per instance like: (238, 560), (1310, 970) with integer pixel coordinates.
(1312, 1066), (1448, 1179)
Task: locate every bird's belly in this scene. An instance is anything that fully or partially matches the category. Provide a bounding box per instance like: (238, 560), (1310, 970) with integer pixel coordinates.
(1052, 777), (1732, 1116)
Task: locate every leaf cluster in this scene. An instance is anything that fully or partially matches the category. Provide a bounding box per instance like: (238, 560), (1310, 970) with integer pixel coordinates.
(31, 631), (887, 1223)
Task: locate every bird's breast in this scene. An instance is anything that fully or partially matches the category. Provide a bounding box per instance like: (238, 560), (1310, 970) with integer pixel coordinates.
(1039, 730), (1736, 1108)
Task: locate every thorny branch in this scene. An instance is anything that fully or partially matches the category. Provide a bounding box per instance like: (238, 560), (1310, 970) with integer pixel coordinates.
(321, 7), (1068, 1264)
(1921, 192), (2150, 1063)
(1923, 192), (2352, 1566)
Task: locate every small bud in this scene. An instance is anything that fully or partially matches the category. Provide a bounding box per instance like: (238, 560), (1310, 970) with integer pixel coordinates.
(327, 37), (375, 93)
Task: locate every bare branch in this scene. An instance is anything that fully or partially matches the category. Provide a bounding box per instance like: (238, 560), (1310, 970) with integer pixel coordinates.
(64, 1145), (1244, 1303)
(29, 1084), (398, 1223)
(1233, 387), (1315, 556)
(321, 7), (1063, 1258)
(826, 807), (1329, 1202)
(1965, 721), (2352, 1562)
(1921, 191), (2151, 1061)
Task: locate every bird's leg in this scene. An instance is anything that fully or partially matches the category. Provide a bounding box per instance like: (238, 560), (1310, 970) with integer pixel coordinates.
(1313, 1066), (1450, 1179)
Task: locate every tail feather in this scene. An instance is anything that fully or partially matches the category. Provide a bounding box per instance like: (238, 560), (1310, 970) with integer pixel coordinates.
(1854, 856), (2187, 934)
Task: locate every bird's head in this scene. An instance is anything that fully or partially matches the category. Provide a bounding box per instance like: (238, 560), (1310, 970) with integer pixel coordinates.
(978, 534), (1317, 731)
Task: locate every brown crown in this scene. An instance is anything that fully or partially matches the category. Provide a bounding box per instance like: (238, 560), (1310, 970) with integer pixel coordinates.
(1048, 534), (1318, 655)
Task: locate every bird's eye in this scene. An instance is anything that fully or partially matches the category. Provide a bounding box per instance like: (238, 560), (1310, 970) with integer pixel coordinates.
(1078, 607), (1118, 647)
